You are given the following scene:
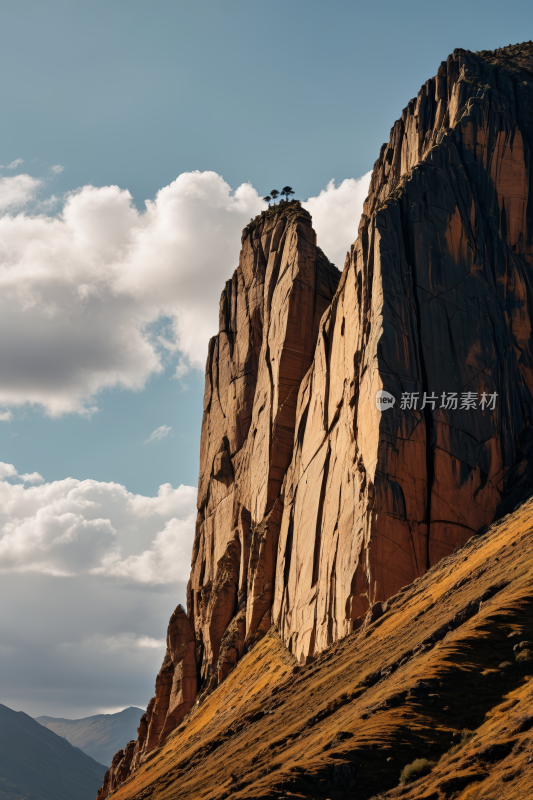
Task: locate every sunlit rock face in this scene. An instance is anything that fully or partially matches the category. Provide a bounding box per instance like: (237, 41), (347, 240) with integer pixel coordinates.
(274, 43), (533, 662)
(99, 42), (533, 795)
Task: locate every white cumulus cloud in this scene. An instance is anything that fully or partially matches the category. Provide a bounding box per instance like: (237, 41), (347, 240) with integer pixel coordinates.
(0, 462), (196, 584)
(0, 170), (370, 418)
(80, 633), (166, 651)
(302, 173), (371, 268)
(0, 171), (264, 416)
(144, 424), (172, 444)
(0, 173), (42, 210)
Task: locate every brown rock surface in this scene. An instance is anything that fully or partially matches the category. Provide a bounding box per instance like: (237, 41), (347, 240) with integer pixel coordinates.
(96, 741), (135, 800)
(105, 495), (533, 800)
(274, 41), (533, 662)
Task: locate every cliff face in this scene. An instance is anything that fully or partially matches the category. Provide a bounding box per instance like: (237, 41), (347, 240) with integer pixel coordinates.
(99, 41), (533, 797)
(274, 42), (533, 662)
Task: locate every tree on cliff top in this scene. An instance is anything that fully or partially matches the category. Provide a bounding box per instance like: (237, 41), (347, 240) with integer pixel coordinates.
(263, 195), (271, 206)
(281, 186), (295, 201)
(270, 189), (279, 201)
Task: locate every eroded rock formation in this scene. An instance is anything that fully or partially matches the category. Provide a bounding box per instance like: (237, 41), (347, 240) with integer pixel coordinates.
(99, 41), (533, 797)
(96, 606), (196, 800)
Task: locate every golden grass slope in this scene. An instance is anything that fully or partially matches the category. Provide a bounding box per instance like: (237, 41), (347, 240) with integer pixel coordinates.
(109, 497), (533, 800)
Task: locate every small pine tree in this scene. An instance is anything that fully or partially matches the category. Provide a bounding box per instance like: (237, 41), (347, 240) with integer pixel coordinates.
(270, 189), (280, 202)
(281, 185), (295, 201)
(263, 195), (271, 206)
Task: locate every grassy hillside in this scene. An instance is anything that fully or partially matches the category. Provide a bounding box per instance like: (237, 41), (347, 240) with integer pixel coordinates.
(107, 497), (533, 800)
(36, 707), (143, 767)
(0, 704), (106, 800)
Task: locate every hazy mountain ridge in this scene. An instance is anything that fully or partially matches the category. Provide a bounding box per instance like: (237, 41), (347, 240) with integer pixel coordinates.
(0, 703), (106, 800)
(35, 707), (144, 767)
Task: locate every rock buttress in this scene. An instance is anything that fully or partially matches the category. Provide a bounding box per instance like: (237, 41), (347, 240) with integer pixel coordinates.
(273, 43), (533, 663)
(189, 203), (340, 693)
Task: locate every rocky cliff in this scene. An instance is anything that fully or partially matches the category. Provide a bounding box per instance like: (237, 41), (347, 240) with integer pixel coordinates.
(98, 40), (533, 798)
(273, 40), (533, 662)
(189, 204), (340, 692)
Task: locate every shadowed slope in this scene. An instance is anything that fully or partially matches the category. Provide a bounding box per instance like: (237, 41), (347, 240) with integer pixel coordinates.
(0, 704), (106, 800)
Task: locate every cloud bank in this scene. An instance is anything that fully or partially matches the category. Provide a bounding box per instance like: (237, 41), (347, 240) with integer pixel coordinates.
(0, 462), (196, 584)
(0, 172), (264, 416)
(0, 170), (370, 418)
(0, 570), (177, 718)
(0, 463), (196, 717)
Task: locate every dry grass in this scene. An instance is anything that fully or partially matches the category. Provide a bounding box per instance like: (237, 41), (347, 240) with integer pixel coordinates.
(109, 497), (533, 800)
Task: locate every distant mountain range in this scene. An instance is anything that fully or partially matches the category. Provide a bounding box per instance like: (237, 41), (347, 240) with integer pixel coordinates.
(36, 706), (144, 767)
(0, 702), (106, 800)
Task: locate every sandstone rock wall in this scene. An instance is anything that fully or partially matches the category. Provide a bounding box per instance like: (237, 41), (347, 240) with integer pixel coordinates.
(273, 44), (533, 662)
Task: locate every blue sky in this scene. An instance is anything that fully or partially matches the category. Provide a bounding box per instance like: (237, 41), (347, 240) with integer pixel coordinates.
(1, 0), (532, 492)
(1, 0), (532, 718)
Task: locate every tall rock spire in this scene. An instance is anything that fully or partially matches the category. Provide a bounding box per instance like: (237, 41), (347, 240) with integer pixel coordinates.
(97, 203), (341, 794)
